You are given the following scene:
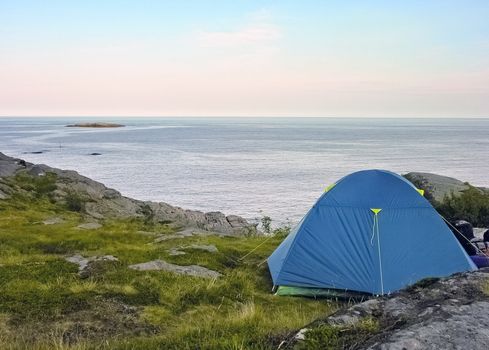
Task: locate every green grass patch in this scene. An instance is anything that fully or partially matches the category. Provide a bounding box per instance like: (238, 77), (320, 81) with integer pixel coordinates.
(0, 179), (338, 349)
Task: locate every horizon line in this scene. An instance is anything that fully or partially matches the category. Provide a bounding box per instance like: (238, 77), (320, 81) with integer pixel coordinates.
(1, 115), (489, 119)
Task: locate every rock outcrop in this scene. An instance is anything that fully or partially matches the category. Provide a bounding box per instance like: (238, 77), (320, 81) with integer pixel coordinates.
(404, 172), (488, 202)
(286, 270), (489, 350)
(0, 152), (257, 236)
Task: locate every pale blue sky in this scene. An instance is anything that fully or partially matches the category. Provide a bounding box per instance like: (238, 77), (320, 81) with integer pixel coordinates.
(1, 1), (488, 116)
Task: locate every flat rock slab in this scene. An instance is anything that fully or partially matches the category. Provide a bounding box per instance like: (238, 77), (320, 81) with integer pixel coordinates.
(43, 217), (64, 225)
(168, 248), (186, 256)
(65, 254), (118, 275)
(166, 244), (218, 256)
(154, 234), (184, 243)
(128, 259), (221, 279)
(185, 244), (218, 253)
(77, 222), (102, 230)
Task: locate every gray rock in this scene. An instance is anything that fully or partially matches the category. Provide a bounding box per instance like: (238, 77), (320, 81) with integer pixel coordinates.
(77, 222), (102, 230)
(374, 301), (489, 350)
(184, 244), (219, 253)
(0, 155), (25, 177)
(0, 152), (257, 236)
(474, 228), (488, 239)
(226, 214), (250, 229)
(168, 248), (186, 256)
(166, 244), (218, 256)
(65, 254), (118, 275)
(43, 217), (64, 225)
(28, 165), (47, 177)
(128, 259), (221, 278)
(103, 188), (120, 199)
(404, 172), (487, 202)
(289, 271), (489, 350)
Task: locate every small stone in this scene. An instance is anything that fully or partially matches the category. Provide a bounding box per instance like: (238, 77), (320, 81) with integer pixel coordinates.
(77, 222), (102, 230)
(168, 248), (186, 256)
(43, 217), (64, 225)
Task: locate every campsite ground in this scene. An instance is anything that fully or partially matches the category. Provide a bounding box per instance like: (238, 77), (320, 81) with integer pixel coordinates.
(0, 173), (337, 349)
(2, 155), (489, 349)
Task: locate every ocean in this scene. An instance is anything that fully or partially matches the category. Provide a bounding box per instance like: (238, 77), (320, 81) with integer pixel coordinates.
(1, 117), (488, 225)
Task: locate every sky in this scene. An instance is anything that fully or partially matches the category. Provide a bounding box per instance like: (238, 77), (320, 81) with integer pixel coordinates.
(1, 0), (489, 117)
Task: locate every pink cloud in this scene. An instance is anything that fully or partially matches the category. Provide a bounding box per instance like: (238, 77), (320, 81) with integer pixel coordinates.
(198, 21), (280, 47)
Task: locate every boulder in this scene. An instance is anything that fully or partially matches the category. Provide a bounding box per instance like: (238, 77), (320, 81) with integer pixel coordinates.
(404, 172), (484, 202)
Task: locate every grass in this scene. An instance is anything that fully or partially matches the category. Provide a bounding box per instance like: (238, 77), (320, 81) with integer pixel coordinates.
(482, 281), (489, 297)
(299, 317), (379, 350)
(0, 172), (338, 349)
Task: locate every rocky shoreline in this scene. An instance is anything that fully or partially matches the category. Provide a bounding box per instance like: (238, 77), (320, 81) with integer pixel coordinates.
(0, 152), (256, 236)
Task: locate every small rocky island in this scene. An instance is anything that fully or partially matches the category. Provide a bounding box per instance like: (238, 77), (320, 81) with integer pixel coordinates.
(66, 122), (125, 128)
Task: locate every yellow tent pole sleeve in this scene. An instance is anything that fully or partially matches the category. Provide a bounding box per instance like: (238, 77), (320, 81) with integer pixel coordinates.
(324, 183), (336, 192)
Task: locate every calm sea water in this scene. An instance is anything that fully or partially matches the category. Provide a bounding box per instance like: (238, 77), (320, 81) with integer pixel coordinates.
(1, 117), (488, 225)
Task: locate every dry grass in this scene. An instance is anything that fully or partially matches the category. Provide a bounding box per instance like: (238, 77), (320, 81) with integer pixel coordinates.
(0, 172), (338, 349)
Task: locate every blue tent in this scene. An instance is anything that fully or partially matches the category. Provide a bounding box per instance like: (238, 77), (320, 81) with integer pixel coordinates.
(268, 170), (476, 296)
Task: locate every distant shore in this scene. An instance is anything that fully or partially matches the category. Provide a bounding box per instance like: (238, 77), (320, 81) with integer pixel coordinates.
(66, 122), (125, 128)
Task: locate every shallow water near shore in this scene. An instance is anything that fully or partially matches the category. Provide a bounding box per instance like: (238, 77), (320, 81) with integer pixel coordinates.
(1, 117), (488, 224)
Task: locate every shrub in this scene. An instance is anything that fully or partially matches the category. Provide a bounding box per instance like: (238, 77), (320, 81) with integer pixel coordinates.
(14, 171), (58, 199)
(272, 226), (291, 238)
(138, 204), (155, 225)
(65, 191), (85, 212)
(404, 174), (489, 227)
(436, 187), (489, 227)
(261, 216), (272, 234)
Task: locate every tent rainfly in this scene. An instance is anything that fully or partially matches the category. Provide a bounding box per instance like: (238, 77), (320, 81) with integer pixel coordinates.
(267, 170), (476, 297)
